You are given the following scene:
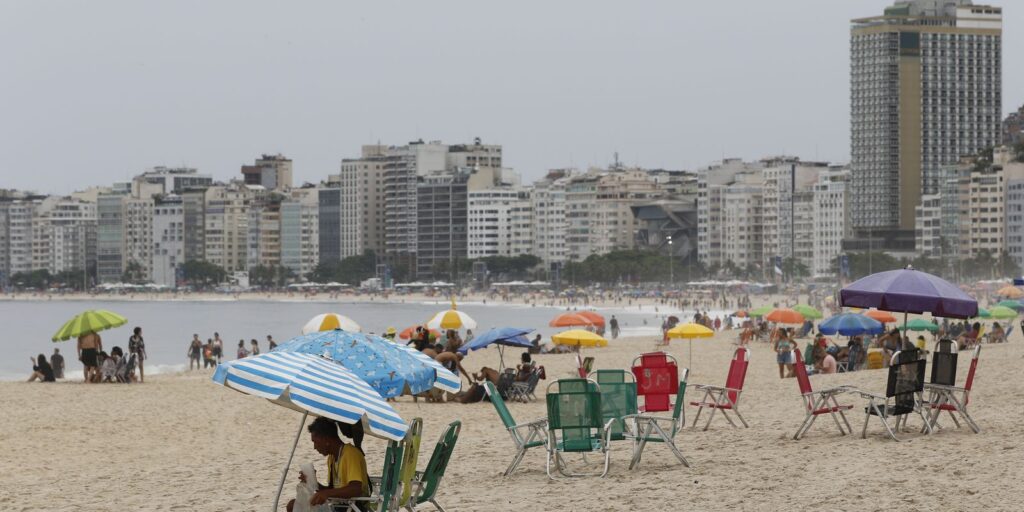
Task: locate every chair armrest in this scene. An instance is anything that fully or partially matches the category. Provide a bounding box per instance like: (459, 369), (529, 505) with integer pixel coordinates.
(816, 385), (857, 395)
(690, 383), (726, 393)
(853, 389), (885, 400)
(512, 417), (548, 430)
(924, 383), (965, 394)
(600, 418), (616, 449)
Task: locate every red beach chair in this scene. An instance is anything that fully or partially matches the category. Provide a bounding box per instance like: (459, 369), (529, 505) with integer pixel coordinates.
(925, 344), (981, 433)
(689, 347), (750, 430)
(631, 352), (679, 413)
(791, 348), (854, 440)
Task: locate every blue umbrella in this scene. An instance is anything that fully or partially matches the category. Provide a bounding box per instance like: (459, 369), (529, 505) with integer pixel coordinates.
(840, 266), (978, 322)
(212, 351), (407, 511)
(818, 313), (884, 336)
(457, 327), (534, 369)
(272, 330), (460, 398)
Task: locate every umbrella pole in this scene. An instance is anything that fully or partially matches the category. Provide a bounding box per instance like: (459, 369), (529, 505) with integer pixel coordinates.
(689, 339), (693, 370)
(272, 411), (309, 512)
(498, 345), (505, 371)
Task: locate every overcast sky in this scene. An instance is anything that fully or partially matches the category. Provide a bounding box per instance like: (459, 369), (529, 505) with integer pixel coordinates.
(1, 1), (1020, 194)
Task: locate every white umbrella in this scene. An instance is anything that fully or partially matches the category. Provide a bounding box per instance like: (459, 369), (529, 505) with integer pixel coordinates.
(301, 313), (362, 334)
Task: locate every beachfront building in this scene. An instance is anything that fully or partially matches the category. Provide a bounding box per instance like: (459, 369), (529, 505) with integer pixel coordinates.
(383, 141), (449, 273)
(31, 196), (97, 277)
(697, 159), (764, 267)
(336, 145), (388, 258)
(247, 201), (281, 269)
(131, 167), (213, 198)
(1006, 169), (1024, 269)
(317, 186), (342, 263)
(152, 196), (184, 288)
(181, 189), (207, 263)
(0, 195), (42, 283)
(1005, 104), (1024, 146)
(564, 168), (659, 262)
(95, 194), (154, 283)
(811, 168), (852, 277)
(416, 169), (469, 279)
(915, 194), (944, 258)
(467, 187), (534, 259)
(850, 0), (1002, 232)
(531, 170), (572, 266)
(719, 180), (765, 271)
(280, 188), (320, 278)
(204, 182), (261, 273)
(761, 158), (829, 267)
(241, 154), (293, 191)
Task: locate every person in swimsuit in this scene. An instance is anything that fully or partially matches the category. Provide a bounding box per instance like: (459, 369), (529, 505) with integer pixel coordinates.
(188, 335), (202, 370)
(78, 331), (102, 382)
(250, 339), (260, 356)
(50, 348), (65, 379)
(434, 351), (471, 382)
(286, 418), (369, 512)
(772, 328), (795, 379)
(128, 327), (147, 383)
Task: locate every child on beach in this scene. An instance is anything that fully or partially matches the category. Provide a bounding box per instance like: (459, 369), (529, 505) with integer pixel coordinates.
(237, 340), (250, 359)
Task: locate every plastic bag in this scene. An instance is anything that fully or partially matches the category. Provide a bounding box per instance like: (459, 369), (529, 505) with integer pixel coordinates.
(292, 463), (328, 512)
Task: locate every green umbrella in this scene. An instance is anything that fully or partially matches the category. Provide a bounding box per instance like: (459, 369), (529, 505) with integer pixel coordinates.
(897, 318), (939, 332)
(976, 307), (991, 319)
(52, 309), (128, 341)
(792, 304), (823, 320)
(750, 306), (774, 317)
(996, 300), (1024, 311)
(987, 305), (1018, 320)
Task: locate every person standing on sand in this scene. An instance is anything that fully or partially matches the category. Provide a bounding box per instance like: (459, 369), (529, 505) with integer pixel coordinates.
(267, 335), (277, 351)
(50, 348), (65, 379)
(250, 339), (260, 356)
(128, 326), (147, 383)
(188, 335), (202, 370)
(78, 331), (102, 382)
(212, 336), (223, 362)
(237, 340), (249, 359)
(773, 329), (796, 379)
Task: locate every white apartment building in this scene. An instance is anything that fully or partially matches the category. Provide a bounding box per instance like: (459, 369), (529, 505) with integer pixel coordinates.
(531, 172), (571, 265)
(915, 194), (944, 258)
(1005, 159), (1024, 268)
(152, 196), (184, 288)
(811, 168), (852, 277)
(0, 199), (37, 279)
(280, 188), (320, 277)
(761, 158), (828, 264)
(204, 183), (258, 273)
(338, 145), (387, 257)
(31, 197), (96, 275)
(564, 169), (659, 262)
(697, 159), (764, 267)
(131, 167), (213, 198)
(467, 188), (534, 259)
(719, 183), (764, 269)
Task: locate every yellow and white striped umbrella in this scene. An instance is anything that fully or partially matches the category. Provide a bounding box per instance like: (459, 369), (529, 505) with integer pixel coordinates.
(427, 299), (477, 330)
(301, 313), (362, 334)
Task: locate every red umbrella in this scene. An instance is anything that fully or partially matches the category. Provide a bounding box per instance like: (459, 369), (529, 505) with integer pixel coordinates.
(399, 326), (441, 340)
(549, 312), (595, 328)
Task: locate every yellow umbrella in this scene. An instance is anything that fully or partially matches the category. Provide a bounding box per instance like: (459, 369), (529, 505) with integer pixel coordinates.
(666, 323), (715, 368)
(427, 298), (477, 330)
(551, 329), (608, 347)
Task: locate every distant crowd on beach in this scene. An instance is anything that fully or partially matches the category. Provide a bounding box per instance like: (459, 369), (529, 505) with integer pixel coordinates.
(186, 333), (279, 369)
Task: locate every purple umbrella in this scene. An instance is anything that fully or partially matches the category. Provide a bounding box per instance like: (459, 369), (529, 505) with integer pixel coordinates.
(840, 266), (978, 320)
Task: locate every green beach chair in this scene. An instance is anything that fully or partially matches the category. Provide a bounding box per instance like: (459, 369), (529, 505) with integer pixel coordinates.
(545, 378), (614, 479)
(406, 420), (461, 512)
(396, 418), (423, 508)
(588, 369), (638, 442)
(329, 437), (404, 512)
(627, 368), (691, 469)
(484, 381), (548, 476)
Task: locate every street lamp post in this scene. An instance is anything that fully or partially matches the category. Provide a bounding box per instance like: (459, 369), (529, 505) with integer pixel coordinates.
(667, 235), (674, 284)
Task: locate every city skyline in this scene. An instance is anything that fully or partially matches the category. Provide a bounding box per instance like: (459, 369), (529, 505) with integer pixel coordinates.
(4, 0), (1022, 195)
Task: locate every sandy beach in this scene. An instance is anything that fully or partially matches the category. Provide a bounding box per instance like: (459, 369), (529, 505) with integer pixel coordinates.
(4, 329), (1021, 512)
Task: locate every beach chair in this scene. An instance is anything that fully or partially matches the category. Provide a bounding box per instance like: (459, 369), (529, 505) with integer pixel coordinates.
(495, 369), (516, 400)
(791, 348), (854, 440)
(576, 355), (595, 378)
(627, 369), (691, 470)
(924, 344), (981, 434)
(630, 352), (679, 413)
(395, 418), (423, 509)
(689, 347), (751, 431)
(545, 378), (614, 479)
(116, 352), (136, 383)
(865, 348), (884, 369)
(508, 367), (543, 403)
(589, 369), (638, 442)
(406, 420), (461, 511)
(484, 381), (548, 476)
(330, 438), (404, 512)
(854, 349), (930, 441)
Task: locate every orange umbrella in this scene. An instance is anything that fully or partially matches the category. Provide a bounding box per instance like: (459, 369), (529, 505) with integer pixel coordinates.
(399, 326), (441, 340)
(863, 309), (897, 324)
(576, 311), (605, 327)
(764, 308), (805, 325)
(734, 310), (749, 318)
(549, 312), (596, 328)
(997, 285), (1024, 299)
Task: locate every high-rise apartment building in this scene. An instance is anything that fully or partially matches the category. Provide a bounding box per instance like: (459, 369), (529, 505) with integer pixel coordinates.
(416, 170), (469, 278)
(531, 171), (572, 265)
(467, 187), (534, 259)
(204, 182), (259, 273)
(152, 196), (184, 288)
(31, 196), (97, 276)
(132, 167), (213, 198)
(564, 169), (659, 262)
(337, 145), (388, 258)
(280, 188), (320, 278)
(0, 196), (41, 282)
(241, 154), (293, 191)
(850, 0), (1002, 230)
(696, 159), (764, 266)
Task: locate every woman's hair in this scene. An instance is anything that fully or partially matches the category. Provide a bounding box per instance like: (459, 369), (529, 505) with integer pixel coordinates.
(37, 354), (47, 366)
(521, 352), (532, 364)
(111, 346), (123, 357)
(238, 340), (244, 347)
(338, 421), (364, 452)
(133, 326), (142, 335)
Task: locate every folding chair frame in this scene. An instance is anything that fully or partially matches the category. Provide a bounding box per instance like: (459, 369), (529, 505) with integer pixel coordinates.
(690, 347), (750, 431)
(544, 379), (614, 480)
(484, 381), (548, 477)
(924, 344), (981, 434)
(625, 368), (691, 469)
(791, 348), (854, 440)
(855, 351), (932, 441)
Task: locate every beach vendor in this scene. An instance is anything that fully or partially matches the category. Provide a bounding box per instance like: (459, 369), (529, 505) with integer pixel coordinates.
(287, 417), (369, 512)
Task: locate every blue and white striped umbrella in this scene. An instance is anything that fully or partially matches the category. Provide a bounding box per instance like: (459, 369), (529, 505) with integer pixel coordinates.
(212, 351), (408, 441)
(271, 330), (461, 399)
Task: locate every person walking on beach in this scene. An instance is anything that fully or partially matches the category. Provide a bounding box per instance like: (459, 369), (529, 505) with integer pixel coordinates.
(267, 335), (277, 351)
(50, 348), (65, 379)
(773, 328), (796, 379)
(128, 326), (147, 383)
(237, 340), (250, 359)
(250, 339), (260, 356)
(212, 336), (223, 362)
(188, 335), (202, 370)
(78, 331), (102, 382)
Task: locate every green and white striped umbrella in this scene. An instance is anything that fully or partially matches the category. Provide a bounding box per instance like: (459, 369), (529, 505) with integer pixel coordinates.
(51, 309), (128, 342)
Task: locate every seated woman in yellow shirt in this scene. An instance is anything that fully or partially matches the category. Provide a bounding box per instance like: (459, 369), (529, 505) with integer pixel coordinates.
(287, 417), (369, 512)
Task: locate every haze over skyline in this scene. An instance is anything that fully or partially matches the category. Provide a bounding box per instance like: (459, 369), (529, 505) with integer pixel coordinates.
(2, 0), (1021, 194)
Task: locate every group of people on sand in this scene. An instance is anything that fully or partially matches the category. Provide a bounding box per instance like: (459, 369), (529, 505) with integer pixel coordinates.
(31, 326), (147, 383)
(187, 333), (278, 369)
